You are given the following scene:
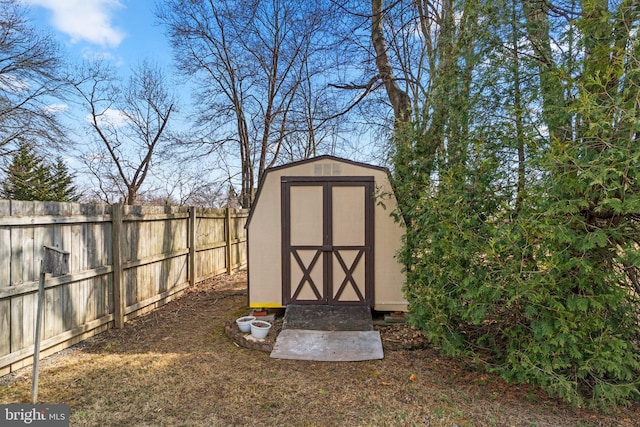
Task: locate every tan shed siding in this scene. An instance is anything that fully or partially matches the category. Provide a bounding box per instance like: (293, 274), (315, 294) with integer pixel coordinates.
(248, 169), (284, 307)
(372, 171), (407, 311)
(248, 158), (407, 311)
(290, 186), (324, 246)
(332, 186), (366, 246)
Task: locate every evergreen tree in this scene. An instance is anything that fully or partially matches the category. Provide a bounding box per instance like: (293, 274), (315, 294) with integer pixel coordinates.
(385, 0), (640, 408)
(2, 142), (79, 202)
(50, 157), (80, 202)
(2, 141), (49, 200)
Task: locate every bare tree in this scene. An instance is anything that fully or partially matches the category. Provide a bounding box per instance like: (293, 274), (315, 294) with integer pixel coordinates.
(141, 162), (229, 208)
(72, 60), (175, 205)
(0, 0), (68, 157)
(157, 0), (347, 207)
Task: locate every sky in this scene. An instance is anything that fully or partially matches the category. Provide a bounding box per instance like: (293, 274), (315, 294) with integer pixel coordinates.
(20, 0), (201, 199)
(23, 0), (173, 72)
(16, 0), (378, 199)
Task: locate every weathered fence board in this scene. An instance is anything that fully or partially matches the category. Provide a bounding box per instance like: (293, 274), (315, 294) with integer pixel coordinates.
(0, 201), (248, 375)
(0, 201), (10, 295)
(0, 299), (9, 358)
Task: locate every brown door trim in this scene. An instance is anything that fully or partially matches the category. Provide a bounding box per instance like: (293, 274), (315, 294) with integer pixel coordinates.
(281, 176), (375, 306)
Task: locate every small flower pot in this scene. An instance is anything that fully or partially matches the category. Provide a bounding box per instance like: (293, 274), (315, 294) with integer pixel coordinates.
(236, 316), (256, 333)
(250, 320), (272, 339)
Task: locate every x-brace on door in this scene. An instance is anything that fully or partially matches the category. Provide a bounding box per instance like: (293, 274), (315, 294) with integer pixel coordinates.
(282, 176), (374, 306)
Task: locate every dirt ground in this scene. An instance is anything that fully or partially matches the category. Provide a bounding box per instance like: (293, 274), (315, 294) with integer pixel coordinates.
(1, 273), (639, 426)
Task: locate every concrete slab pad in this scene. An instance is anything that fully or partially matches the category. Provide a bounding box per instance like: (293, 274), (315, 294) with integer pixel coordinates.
(270, 329), (384, 362)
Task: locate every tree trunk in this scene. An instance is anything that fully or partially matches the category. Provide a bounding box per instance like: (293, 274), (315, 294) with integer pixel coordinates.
(371, 0), (412, 125)
(522, 0), (570, 141)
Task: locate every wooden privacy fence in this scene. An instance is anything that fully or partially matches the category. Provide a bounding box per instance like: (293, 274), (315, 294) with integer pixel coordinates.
(0, 200), (248, 375)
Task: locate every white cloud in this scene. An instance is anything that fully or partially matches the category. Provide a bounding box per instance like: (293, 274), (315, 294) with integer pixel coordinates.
(0, 75), (30, 92)
(24, 0), (126, 48)
(87, 108), (130, 127)
(80, 47), (125, 68)
(81, 47), (116, 62)
(44, 103), (68, 113)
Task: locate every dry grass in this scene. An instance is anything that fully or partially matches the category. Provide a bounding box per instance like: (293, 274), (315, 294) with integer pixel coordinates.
(1, 273), (638, 426)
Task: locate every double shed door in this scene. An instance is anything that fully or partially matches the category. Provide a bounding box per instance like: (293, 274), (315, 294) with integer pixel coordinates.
(282, 176), (374, 306)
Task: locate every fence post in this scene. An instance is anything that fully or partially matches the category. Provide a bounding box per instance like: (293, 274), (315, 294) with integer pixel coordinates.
(111, 202), (125, 329)
(189, 206), (197, 287)
(226, 207), (232, 274)
(33, 246), (69, 403)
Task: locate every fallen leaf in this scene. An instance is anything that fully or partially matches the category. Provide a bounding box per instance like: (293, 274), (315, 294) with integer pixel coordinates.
(409, 373), (417, 381)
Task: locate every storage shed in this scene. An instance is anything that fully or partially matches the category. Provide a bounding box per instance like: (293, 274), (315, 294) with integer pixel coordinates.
(247, 156), (407, 312)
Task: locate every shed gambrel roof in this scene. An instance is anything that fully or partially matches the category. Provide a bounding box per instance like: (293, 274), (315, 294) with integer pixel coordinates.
(245, 155), (390, 228)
